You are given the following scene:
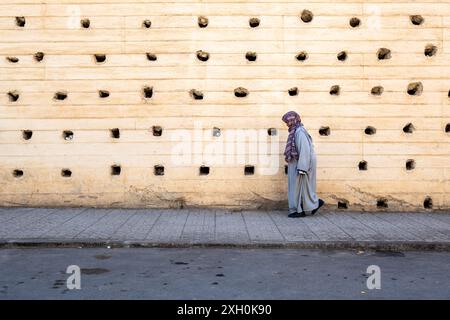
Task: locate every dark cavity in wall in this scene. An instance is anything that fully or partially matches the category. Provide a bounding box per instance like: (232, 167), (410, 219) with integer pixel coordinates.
(99, 90), (110, 98)
(364, 126), (376, 135)
(154, 165), (164, 176)
(212, 127), (221, 137)
(446, 123), (450, 133)
(198, 16), (208, 28)
(319, 126), (330, 136)
(295, 51), (308, 61)
(196, 50), (209, 62)
(234, 87), (249, 97)
(6, 57), (19, 63)
(94, 54), (106, 63)
(337, 51), (347, 61)
(403, 122), (415, 133)
(245, 51), (257, 61)
(111, 165), (121, 176)
(249, 17), (260, 28)
(377, 198), (388, 208)
(110, 128), (120, 139)
(22, 130), (33, 140)
(34, 52), (45, 62)
(146, 53), (157, 61)
(371, 86), (384, 96)
(338, 200), (349, 209)
(15, 16), (26, 27)
(199, 166), (210, 175)
(190, 89), (204, 100)
(152, 126), (162, 136)
(300, 10), (313, 23)
(377, 48), (391, 60)
(406, 159), (416, 170)
(143, 86), (153, 98)
(288, 87), (298, 96)
(358, 160), (368, 171)
(349, 17), (361, 28)
(410, 15), (424, 25)
(284, 165), (288, 175)
(329, 85), (340, 95)
(8, 91), (20, 102)
(142, 19), (152, 28)
(423, 196), (433, 209)
(13, 169), (23, 178)
(244, 165), (255, 175)
(63, 130), (73, 140)
(61, 169), (72, 178)
(80, 18), (90, 28)
(267, 128), (277, 136)
(407, 82), (423, 96)
(54, 91), (68, 100)
(424, 44), (437, 57)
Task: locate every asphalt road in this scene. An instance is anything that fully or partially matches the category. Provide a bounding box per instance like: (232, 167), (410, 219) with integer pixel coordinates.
(0, 248), (449, 299)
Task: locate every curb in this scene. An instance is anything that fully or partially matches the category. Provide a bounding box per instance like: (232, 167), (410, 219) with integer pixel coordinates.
(1, 239), (449, 251)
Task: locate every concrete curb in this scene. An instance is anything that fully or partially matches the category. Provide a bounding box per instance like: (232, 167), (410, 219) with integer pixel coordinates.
(1, 239), (449, 251)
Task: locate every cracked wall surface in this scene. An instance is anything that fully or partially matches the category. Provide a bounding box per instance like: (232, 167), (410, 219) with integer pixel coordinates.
(0, 0), (449, 211)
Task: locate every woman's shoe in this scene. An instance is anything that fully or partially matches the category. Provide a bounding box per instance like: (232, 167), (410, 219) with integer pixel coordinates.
(311, 199), (325, 215)
(288, 212), (306, 218)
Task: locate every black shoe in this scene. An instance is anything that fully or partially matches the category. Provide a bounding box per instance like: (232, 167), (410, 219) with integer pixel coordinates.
(311, 199), (325, 215)
(288, 212), (306, 218)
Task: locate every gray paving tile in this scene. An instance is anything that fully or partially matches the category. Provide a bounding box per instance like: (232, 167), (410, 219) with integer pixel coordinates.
(323, 212), (385, 241)
(269, 210), (319, 242)
(376, 213), (449, 241)
(0, 208), (37, 224)
(76, 209), (136, 240)
(22, 208), (87, 238)
(242, 211), (284, 242)
(300, 214), (353, 241)
(145, 209), (189, 242)
(401, 213), (450, 237)
(0, 208), (55, 238)
(350, 213), (420, 241)
(180, 210), (215, 243)
(45, 209), (111, 239)
(110, 209), (162, 241)
(215, 210), (249, 243)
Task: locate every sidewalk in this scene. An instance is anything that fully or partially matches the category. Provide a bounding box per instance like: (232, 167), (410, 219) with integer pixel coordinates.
(0, 207), (449, 251)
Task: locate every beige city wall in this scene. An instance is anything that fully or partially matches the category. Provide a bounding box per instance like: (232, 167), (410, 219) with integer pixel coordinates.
(0, 0), (449, 211)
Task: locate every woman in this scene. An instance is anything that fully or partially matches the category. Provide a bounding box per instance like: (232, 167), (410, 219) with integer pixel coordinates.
(282, 111), (324, 218)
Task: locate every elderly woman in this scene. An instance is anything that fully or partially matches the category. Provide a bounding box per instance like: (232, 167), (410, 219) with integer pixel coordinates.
(282, 111), (324, 218)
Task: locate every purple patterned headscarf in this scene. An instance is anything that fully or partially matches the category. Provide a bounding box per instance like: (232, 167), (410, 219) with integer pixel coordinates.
(282, 111), (302, 162)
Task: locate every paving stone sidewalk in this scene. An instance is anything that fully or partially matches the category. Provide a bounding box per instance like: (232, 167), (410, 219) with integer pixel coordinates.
(0, 207), (450, 250)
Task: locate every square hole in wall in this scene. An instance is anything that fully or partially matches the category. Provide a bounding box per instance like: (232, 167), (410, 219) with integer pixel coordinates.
(212, 127), (221, 137)
(377, 198), (388, 208)
(199, 166), (210, 175)
(110, 128), (120, 139)
(63, 130), (73, 141)
(13, 169), (23, 178)
(154, 165), (164, 176)
(423, 196), (433, 209)
(152, 126), (162, 136)
(244, 165), (255, 175)
(111, 164), (121, 176)
(338, 200), (349, 209)
(8, 91), (20, 102)
(267, 128), (277, 136)
(22, 130), (33, 140)
(61, 169), (72, 178)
